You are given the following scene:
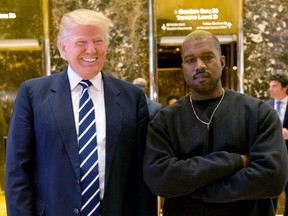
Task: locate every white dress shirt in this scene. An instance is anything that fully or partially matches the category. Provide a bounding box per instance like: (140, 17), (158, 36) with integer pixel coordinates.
(67, 66), (106, 199)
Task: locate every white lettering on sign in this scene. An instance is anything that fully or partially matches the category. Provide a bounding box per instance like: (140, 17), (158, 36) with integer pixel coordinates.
(161, 23), (192, 31)
(162, 7), (233, 32)
(0, 12), (17, 19)
(175, 8), (219, 21)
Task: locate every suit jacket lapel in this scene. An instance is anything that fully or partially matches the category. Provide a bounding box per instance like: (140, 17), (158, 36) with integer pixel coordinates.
(102, 73), (123, 186)
(49, 71), (80, 179)
(47, 71), (124, 185)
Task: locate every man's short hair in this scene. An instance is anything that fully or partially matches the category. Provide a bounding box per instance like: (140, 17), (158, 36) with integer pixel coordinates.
(269, 73), (288, 88)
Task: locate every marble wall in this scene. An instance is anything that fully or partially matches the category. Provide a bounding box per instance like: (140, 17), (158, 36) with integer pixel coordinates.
(243, 0), (288, 99)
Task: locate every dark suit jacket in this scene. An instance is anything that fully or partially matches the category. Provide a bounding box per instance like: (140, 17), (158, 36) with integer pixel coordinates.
(5, 70), (157, 216)
(267, 99), (288, 146)
(147, 98), (162, 120)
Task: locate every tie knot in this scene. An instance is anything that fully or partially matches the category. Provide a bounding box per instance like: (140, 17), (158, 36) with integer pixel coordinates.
(276, 101), (282, 105)
(79, 80), (92, 89)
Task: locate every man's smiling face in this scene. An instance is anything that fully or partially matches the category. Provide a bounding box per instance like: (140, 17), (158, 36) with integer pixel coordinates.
(58, 24), (107, 80)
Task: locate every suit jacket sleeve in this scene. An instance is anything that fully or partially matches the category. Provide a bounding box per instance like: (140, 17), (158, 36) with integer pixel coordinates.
(5, 82), (35, 215)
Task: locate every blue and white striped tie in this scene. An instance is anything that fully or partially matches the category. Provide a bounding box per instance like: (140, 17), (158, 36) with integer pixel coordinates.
(78, 80), (101, 216)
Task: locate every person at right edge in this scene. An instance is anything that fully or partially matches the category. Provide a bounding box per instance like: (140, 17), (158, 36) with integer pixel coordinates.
(143, 30), (288, 216)
(267, 73), (288, 215)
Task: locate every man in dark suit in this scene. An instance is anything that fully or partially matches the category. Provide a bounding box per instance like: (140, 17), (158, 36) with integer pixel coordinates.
(132, 77), (162, 120)
(5, 9), (156, 216)
(267, 73), (288, 215)
(267, 73), (288, 145)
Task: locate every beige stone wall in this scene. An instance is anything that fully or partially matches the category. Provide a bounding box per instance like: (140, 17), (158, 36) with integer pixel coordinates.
(243, 0), (288, 99)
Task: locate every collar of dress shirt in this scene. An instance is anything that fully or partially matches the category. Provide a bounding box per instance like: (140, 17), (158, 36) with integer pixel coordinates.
(282, 96), (288, 107)
(67, 65), (103, 92)
(276, 96), (288, 105)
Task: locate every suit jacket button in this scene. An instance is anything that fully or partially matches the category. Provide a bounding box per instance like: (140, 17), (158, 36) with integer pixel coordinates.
(74, 208), (80, 214)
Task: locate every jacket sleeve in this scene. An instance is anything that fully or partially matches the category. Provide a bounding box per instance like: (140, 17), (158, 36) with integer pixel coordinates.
(5, 83), (35, 215)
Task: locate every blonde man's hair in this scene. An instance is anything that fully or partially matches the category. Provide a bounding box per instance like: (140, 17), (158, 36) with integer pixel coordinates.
(57, 9), (113, 45)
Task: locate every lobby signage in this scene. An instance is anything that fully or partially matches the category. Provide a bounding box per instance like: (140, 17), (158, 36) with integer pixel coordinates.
(0, 0), (41, 40)
(155, 0), (240, 36)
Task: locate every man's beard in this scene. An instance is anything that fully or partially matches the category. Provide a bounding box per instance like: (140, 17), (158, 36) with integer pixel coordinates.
(190, 78), (220, 95)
